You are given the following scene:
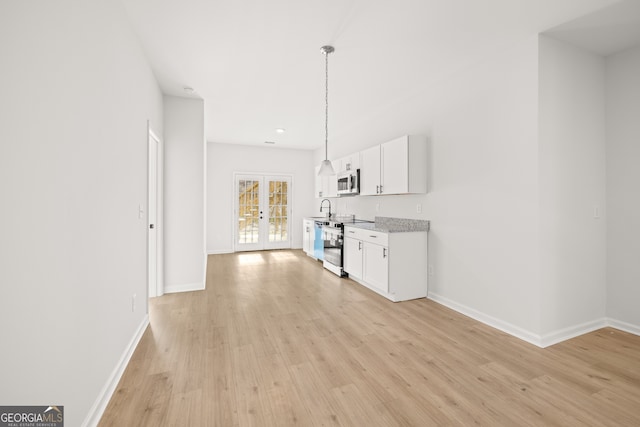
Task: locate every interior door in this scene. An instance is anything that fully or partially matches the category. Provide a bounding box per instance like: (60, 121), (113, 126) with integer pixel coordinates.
(235, 174), (292, 251)
(148, 127), (161, 299)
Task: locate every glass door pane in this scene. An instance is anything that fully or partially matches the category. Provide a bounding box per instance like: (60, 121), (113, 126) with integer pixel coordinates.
(236, 177), (262, 250)
(268, 179), (289, 243)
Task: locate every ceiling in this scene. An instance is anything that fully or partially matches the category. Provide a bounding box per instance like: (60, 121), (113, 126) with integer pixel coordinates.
(543, 0), (640, 56)
(120, 0), (636, 151)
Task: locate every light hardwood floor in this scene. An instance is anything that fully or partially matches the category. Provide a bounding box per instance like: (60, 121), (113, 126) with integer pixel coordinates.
(99, 250), (640, 426)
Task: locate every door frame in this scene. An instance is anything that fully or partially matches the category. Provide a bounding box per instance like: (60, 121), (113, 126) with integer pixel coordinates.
(147, 123), (163, 300)
(232, 172), (293, 252)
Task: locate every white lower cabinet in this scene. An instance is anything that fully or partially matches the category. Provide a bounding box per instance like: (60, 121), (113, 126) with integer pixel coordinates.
(344, 226), (427, 302)
(344, 236), (363, 279)
(362, 241), (389, 293)
(302, 219), (315, 257)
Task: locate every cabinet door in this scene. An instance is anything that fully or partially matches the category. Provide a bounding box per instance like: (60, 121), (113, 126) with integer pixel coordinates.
(325, 172), (338, 197)
(344, 237), (363, 279)
(360, 145), (381, 195)
(341, 153), (359, 172)
(303, 220), (314, 255)
(315, 164), (338, 198)
(314, 166), (323, 198)
(381, 136), (409, 195)
(302, 221), (309, 253)
(363, 242), (389, 292)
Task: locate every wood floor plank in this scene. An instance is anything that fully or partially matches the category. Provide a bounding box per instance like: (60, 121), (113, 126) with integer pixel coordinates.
(99, 250), (640, 426)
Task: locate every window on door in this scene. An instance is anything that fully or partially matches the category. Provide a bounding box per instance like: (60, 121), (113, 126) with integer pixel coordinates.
(268, 180), (288, 243)
(235, 174), (292, 251)
(238, 178), (260, 244)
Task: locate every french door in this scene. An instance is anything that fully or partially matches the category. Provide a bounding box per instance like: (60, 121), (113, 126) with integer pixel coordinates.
(234, 174), (292, 251)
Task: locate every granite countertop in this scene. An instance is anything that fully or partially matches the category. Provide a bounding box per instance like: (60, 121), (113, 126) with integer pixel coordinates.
(344, 216), (430, 233)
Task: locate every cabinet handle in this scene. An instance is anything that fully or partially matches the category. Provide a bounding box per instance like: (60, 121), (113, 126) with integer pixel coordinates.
(383, 248), (387, 258)
(369, 235), (377, 238)
(380, 185), (383, 194)
(348, 230), (355, 234)
(376, 185), (379, 194)
(358, 241), (362, 250)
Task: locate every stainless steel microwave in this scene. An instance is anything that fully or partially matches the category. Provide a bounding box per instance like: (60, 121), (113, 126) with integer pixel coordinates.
(337, 169), (360, 196)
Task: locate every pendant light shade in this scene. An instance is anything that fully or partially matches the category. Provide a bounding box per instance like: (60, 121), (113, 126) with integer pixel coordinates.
(318, 159), (335, 176)
(318, 45), (336, 176)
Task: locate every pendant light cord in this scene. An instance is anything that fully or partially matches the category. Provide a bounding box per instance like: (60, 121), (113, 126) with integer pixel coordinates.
(324, 50), (329, 161)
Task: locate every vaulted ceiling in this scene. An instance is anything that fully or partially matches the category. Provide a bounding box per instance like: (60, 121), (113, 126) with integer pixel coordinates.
(121, 0), (636, 150)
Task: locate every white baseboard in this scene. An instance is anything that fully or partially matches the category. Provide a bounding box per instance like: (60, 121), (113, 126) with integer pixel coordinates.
(82, 315), (149, 427)
(428, 292), (543, 347)
(607, 317), (640, 336)
(164, 281), (205, 294)
(428, 293), (640, 348)
(540, 318), (607, 348)
(207, 249), (233, 255)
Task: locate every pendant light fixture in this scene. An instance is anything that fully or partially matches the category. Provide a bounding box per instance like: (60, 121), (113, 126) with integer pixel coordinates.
(318, 45), (336, 176)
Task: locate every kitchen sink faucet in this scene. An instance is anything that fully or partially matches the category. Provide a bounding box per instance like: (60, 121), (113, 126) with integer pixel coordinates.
(320, 199), (332, 218)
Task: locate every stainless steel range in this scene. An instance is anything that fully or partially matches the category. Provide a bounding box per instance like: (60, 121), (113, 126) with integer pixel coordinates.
(321, 216), (372, 277)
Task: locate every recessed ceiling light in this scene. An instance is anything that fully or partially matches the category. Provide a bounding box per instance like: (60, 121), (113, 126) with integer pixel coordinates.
(275, 128), (286, 134)
(264, 141), (276, 144)
(183, 86), (195, 94)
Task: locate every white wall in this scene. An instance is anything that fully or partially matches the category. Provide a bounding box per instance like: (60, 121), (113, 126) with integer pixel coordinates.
(0, 1), (162, 426)
(207, 142), (315, 253)
(316, 37), (543, 342)
(428, 37), (542, 340)
(164, 96), (206, 293)
(318, 36), (639, 346)
(538, 36), (607, 342)
(606, 46), (640, 332)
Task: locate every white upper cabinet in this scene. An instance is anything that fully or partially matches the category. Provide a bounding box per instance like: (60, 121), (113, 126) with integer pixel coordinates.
(337, 153), (360, 172)
(325, 169), (337, 197)
(360, 135), (428, 196)
(381, 136), (409, 194)
(360, 145), (382, 195)
(315, 164), (338, 198)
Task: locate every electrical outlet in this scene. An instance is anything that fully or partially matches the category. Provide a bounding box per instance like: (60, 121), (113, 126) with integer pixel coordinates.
(593, 206), (600, 219)
(428, 265), (434, 276)
(132, 294), (136, 312)
(417, 204), (422, 213)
